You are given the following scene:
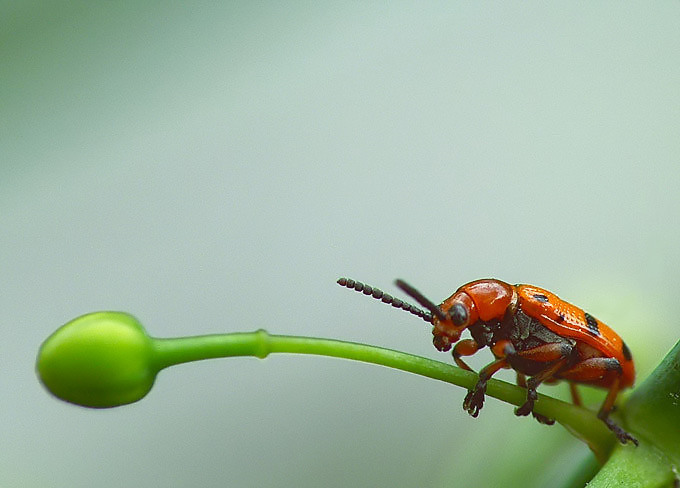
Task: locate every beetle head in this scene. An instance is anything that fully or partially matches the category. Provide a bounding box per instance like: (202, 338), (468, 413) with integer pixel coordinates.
(429, 292), (477, 352)
(394, 280), (477, 353)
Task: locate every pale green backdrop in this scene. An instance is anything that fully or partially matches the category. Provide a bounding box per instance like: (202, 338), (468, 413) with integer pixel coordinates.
(2, 3), (679, 487)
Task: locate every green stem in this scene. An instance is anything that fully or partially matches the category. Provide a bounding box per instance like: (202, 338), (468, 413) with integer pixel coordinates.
(586, 339), (680, 487)
(152, 329), (614, 461)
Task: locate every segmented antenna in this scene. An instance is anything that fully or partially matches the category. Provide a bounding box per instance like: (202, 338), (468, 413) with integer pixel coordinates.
(394, 279), (448, 322)
(337, 277), (433, 324)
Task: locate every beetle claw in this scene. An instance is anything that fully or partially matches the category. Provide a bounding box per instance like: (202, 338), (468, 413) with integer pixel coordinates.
(515, 385), (538, 417)
(599, 415), (639, 446)
(463, 381), (486, 417)
(514, 403), (532, 417)
(531, 412), (555, 425)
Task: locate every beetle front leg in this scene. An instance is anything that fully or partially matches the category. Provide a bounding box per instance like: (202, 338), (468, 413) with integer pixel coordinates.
(463, 357), (508, 417)
(462, 340), (515, 417)
(452, 339), (481, 371)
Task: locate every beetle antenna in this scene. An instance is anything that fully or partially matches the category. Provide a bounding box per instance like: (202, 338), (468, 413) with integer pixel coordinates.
(337, 277), (433, 324)
(394, 279), (448, 322)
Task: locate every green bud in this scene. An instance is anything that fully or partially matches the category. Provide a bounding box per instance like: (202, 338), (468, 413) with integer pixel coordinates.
(36, 312), (157, 408)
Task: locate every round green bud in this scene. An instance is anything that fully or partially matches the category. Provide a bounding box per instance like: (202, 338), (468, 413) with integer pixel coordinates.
(37, 312), (157, 408)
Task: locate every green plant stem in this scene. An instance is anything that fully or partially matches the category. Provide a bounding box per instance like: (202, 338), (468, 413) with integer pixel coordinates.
(37, 312), (680, 486)
(587, 339), (680, 487)
(152, 329), (615, 461)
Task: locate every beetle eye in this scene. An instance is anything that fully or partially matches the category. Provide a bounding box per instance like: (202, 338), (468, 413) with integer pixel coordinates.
(449, 303), (468, 327)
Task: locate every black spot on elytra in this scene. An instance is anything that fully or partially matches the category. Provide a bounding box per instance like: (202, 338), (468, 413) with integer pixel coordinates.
(604, 357), (623, 373)
(622, 341), (632, 361)
(584, 312), (600, 335)
(532, 293), (549, 303)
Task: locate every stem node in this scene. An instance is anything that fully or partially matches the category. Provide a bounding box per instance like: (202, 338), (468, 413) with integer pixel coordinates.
(254, 329), (271, 359)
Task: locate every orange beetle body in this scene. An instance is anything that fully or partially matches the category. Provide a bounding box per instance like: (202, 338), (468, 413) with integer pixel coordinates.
(338, 277), (638, 445)
(436, 280), (634, 390)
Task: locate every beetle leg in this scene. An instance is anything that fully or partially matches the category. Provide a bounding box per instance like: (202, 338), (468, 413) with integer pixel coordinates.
(530, 412), (555, 425)
(558, 356), (621, 382)
(569, 382), (582, 407)
(510, 342), (573, 364)
(561, 358), (638, 445)
(597, 377), (638, 445)
(516, 372), (554, 425)
(509, 343), (573, 420)
(452, 339), (481, 371)
(463, 357), (508, 418)
(515, 357), (569, 420)
(517, 372), (552, 424)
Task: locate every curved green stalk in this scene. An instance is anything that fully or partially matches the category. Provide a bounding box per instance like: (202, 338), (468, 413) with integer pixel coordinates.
(155, 330), (614, 461)
(37, 311), (680, 486)
(37, 312), (615, 462)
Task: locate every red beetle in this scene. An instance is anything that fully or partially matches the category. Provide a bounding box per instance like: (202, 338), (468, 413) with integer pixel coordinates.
(337, 277), (637, 445)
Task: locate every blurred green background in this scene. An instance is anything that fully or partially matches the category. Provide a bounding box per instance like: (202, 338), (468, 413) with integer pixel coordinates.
(2, 2), (679, 487)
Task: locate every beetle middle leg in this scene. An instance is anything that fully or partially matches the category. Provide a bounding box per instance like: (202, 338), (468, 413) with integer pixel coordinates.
(508, 342), (573, 420)
(514, 359), (568, 420)
(517, 372), (554, 425)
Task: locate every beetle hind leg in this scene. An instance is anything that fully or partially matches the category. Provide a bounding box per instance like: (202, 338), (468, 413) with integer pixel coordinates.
(559, 358), (638, 445)
(598, 411), (638, 446)
(597, 377), (639, 446)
